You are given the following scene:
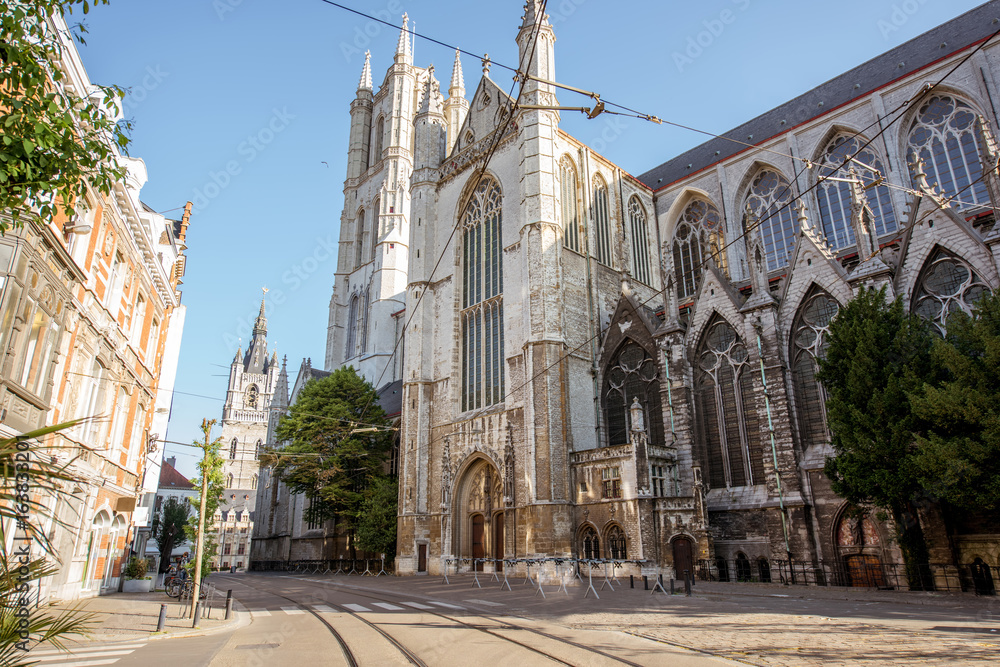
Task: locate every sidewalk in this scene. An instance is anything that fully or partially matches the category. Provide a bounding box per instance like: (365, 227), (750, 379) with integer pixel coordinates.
(45, 581), (244, 646)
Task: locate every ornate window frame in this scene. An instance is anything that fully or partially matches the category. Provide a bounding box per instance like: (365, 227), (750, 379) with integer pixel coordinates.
(628, 196), (652, 285)
(672, 198), (727, 300)
(742, 169), (796, 272)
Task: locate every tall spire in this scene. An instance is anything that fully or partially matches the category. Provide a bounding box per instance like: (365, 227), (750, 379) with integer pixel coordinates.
(253, 297), (267, 336)
(449, 49), (465, 99)
(395, 13), (411, 65)
(358, 50), (372, 92)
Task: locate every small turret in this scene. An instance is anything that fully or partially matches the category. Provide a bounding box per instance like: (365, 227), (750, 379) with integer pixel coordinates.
(444, 50), (469, 155)
(347, 52), (375, 180)
(414, 66), (446, 172)
(358, 50), (372, 92)
(395, 13), (411, 66)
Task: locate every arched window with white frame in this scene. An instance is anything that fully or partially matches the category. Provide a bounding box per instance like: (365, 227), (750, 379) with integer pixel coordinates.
(559, 156), (582, 253)
(743, 169), (796, 272)
(907, 95), (990, 208)
(672, 198), (727, 300)
(628, 197), (652, 285)
(816, 134), (898, 250)
(460, 177), (504, 412)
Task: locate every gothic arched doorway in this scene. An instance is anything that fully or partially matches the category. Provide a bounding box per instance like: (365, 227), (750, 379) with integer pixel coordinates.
(671, 536), (693, 580)
(835, 508), (886, 588)
(453, 457), (503, 571)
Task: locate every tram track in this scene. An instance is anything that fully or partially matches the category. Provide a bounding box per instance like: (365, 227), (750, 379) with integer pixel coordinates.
(269, 572), (651, 666)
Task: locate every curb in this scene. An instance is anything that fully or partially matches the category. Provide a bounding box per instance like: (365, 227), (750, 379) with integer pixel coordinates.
(147, 605), (250, 642)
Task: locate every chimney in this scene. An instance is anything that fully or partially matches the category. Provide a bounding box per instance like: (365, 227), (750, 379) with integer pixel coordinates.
(165, 456), (176, 468)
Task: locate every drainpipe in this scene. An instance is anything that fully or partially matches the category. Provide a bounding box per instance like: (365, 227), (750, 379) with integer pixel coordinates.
(754, 324), (794, 578)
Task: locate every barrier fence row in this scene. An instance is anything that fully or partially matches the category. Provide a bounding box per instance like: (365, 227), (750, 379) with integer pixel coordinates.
(251, 558), (391, 576)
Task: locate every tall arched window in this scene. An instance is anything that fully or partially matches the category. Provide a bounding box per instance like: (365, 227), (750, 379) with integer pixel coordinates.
(592, 175), (612, 266)
(816, 135), (898, 250)
(912, 249), (991, 335)
(581, 526), (600, 559)
(907, 95), (990, 208)
(673, 198), (727, 300)
(354, 208), (365, 267)
(628, 197), (652, 285)
(603, 340), (664, 448)
(694, 319), (765, 488)
(346, 294), (358, 358)
(360, 288), (370, 354)
(606, 525), (627, 559)
(370, 197), (380, 260)
(791, 290), (839, 448)
(355, 290), (366, 355)
(559, 156), (582, 253)
(229, 438), (238, 460)
(372, 116), (384, 165)
(255, 439), (263, 457)
(250, 474), (258, 490)
(226, 473), (234, 488)
(461, 177), (504, 411)
(743, 170), (796, 272)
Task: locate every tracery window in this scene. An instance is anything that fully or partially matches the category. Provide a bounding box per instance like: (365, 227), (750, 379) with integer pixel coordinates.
(743, 170), (796, 272)
(603, 340), (665, 448)
(229, 438), (237, 460)
(816, 135), (898, 250)
(628, 197), (652, 285)
(593, 175), (613, 266)
(607, 525), (627, 559)
(694, 319), (765, 488)
(355, 208), (365, 267)
(912, 249), (991, 335)
(673, 198), (727, 300)
(581, 527), (600, 559)
(346, 295), (358, 358)
(907, 95), (990, 208)
(461, 178), (504, 411)
(791, 291), (839, 448)
(560, 156), (582, 253)
(360, 288), (370, 355)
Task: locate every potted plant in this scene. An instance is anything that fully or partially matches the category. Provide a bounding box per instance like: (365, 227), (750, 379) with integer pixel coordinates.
(122, 556), (153, 593)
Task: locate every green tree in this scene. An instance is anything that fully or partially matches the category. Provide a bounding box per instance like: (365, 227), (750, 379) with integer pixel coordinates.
(355, 476), (398, 558)
(150, 497), (189, 574)
(910, 289), (1000, 511)
(183, 420), (223, 583)
(0, 0), (131, 232)
(817, 286), (937, 588)
(269, 367), (394, 555)
(0, 421), (92, 664)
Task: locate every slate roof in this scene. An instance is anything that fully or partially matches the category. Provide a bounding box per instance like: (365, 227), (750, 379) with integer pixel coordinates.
(637, 1), (1000, 190)
(377, 379), (403, 418)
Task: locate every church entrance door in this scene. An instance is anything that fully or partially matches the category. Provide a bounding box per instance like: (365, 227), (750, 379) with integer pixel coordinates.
(471, 514), (485, 570)
(493, 513), (504, 571)
(672, 537), (693, 580)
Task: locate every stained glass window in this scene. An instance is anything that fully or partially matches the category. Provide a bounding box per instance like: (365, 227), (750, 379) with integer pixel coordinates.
(593, 175), (613, 266)
(792, 291), (839, 448)
(673, 198), (727, 300)
(629, 197), (652, 285)
(560, 157), (582, 253)
(603, 340), (665, 448)
(913, 249), (990, 335)
(743, 170), (796, 271)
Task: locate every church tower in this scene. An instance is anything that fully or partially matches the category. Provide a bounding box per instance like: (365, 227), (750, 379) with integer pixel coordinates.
(219, 298), (279, 490)
(327, 15), (422, 389)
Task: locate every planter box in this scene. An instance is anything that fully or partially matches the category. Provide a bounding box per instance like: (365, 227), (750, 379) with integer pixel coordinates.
(122, 579), (152, 593)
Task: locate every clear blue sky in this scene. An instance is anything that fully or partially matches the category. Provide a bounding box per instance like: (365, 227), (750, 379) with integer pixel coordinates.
(77, 0), (985, 476)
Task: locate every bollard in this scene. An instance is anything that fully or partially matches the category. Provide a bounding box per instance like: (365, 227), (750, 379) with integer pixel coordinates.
(192, 601), (201, 627)
(156, 604), (167, 632)
(684, 570), (692, 597)
(658, 574), (664, 590)
(629, 575), (634, 589)
(225, 596), (234, 620)
(643, 575), (648, 590)
(670, 579), (675, 595)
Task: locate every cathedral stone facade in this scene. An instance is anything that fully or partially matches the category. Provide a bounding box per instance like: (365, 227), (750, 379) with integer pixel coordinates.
(258, 2), (1000, 584)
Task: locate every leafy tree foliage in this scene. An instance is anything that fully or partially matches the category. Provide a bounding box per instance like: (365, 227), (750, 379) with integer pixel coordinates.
(817, 286), (936, 584)
(184, 422), (224, 581)
(151, 497), (189, 574)
(269, 367), (394, 546)
(355, 477), (398, 558)
(910, 288), (1000, 511)
(0, 0), (130, 232)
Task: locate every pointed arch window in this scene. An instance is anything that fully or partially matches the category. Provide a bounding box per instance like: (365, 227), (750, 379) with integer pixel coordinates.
(370, 197), (380, 260)
(581, 526), (600, 559)
(255, 439), (263, 457)
(354, 208), (365, 267)
(250, 474), (258, 490)
(673, 198), (727, 300)
(592, 175), (613, 266)
(694, 319), (765, 488)
(346, 294), (359, 358)
(791, 291), (839, 448)
(912, 249), (991, 335)
(229, 438), (238, 460)
(603, 340), (665, 448)
(559, 156), (582, 253)
(372, 116), (384, 165)
(606, 525), (627, 559)
(743, 170), (796, 272)
(461, 177), (504, 411)
(628, 197), (652, 285)
(907, 95), (990, 208)
(816, 135), (898, 250)
(360, 288), (370, 354)
(226, 473), (234, 488)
